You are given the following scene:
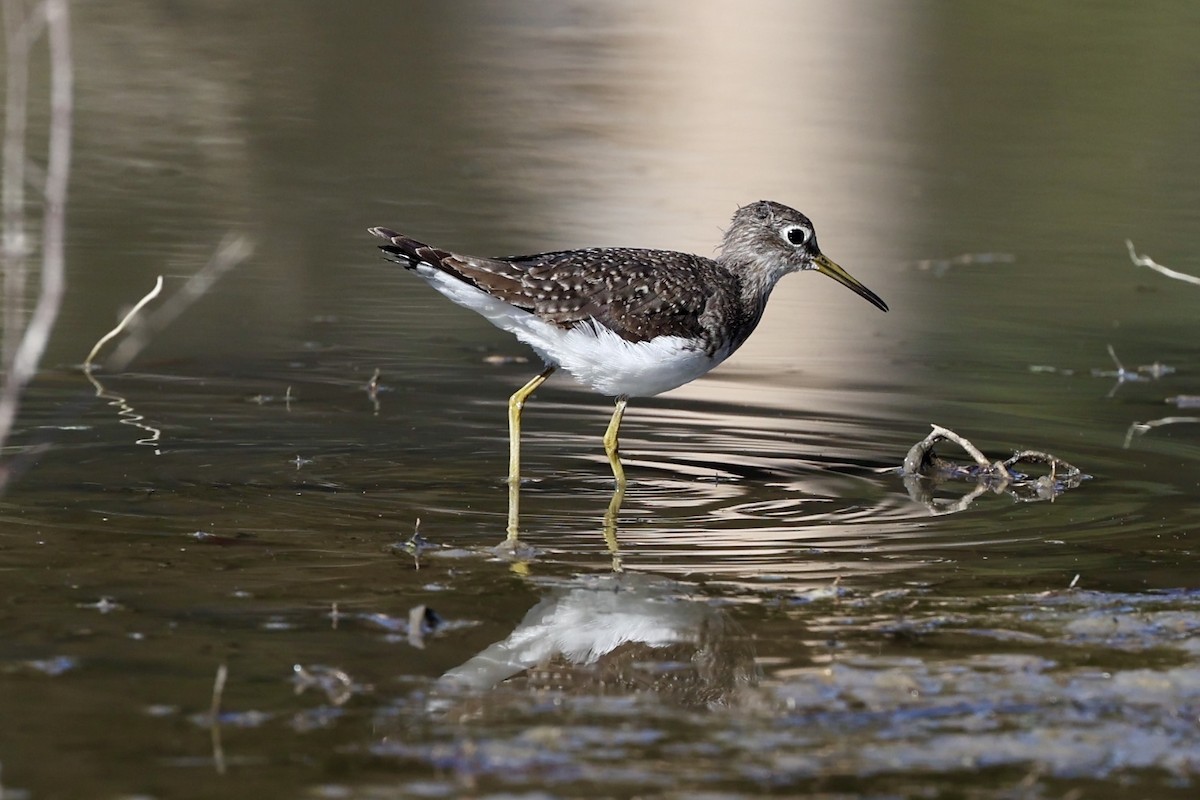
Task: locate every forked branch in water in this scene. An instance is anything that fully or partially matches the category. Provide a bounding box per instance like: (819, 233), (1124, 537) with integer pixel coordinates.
(902, 424), (1087, 513)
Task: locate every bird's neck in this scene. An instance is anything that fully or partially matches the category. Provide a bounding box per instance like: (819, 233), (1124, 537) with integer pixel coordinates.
(705, 260), (780, 354)
(725, 257), (786, 312)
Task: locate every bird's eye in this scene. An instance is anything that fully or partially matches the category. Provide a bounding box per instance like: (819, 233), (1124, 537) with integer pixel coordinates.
(783, 225), (810, 247)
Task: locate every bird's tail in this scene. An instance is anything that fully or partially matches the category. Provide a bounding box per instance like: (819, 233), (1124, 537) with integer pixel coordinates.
(367, 227), (438, 270)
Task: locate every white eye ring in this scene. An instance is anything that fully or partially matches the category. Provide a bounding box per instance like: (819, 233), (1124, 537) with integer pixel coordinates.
(782, 224), (811, 247)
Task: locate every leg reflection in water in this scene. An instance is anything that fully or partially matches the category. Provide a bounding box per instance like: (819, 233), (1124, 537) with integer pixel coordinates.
(501, 470), (628, 574)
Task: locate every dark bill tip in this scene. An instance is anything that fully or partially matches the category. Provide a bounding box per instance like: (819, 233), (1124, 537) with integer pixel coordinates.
(814, 254), (888, 312)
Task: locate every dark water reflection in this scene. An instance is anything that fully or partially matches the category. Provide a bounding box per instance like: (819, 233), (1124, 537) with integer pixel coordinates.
(3, 1), (1200, 798)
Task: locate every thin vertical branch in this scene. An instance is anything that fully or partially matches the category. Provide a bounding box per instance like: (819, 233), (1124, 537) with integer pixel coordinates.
(2, 0), (31, 371)
(0, 0), (71, 452)
(13, 0), (71, 376)
(83, 275), (163, 369)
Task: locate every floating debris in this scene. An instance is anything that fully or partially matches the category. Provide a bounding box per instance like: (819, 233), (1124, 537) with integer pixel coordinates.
(1028, 364), (1075, 376)
(902, 424), (1087, 511)
(389, 518), (434, 568)
(3, 655), (79, 677)
(482, 354), (530, 366)
(358, 606), (461, 646)
(366, 367), (383, 413)
(77, 596), (123, 614)
(188, 530), (254, 547)
(1034, 345), (1175, 391)
(1140, 361), (1176, 379)
(245, 392), (290, 405)
(407, 604), (443, 650)
(911, 252), (1016, 277)
(1090, 343), (1148, 388)
(1042, 344), (1181, 399)
(292, 664), (360, 706)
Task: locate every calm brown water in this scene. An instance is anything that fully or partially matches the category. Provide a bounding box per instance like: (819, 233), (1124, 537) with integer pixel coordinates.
(2, 2), (1200, 798)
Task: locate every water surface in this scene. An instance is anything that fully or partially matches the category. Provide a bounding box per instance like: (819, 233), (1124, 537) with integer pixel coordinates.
(2, 2), (1199, 798)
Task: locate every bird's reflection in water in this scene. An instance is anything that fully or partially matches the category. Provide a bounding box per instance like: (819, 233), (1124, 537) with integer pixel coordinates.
(437, 571), (758, 709)
(468, 469), (757, 708)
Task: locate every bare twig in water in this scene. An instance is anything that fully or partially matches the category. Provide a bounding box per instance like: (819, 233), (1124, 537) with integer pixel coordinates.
(99, 234), (253, 372)
(83, 275), (164, 370)
(1106, 343), (1126, 374)
(902, 424), (995, 474)
(1126, 239), (1200, 286)
(1124, 416), (1200, 449)
(0, 0), (72, 456)
(1099, 343), (1144, 382)
(80, 276), (166, 454)
(902, 424), (1086, 512)
(390, 517), (432, 569)
(210, 663), (228, 775)
(81, 238), (251, 453)
(1090, 344), (1152, 398)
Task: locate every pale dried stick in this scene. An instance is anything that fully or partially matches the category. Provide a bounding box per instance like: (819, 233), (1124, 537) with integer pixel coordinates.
(107, 234), (252, 369)
(903, 423), (992, 475)
(1125, 239), (1200, 286)
(83, 275), (163, 370)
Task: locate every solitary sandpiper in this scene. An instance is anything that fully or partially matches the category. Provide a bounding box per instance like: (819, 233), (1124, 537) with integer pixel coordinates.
(369, 200), (887, 488)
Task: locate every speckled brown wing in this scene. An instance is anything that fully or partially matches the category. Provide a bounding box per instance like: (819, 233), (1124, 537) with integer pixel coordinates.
(495, 247), (730, 343)
(370, 227), (735, 345)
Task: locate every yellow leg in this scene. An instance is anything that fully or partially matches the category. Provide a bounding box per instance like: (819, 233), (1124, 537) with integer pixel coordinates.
(505, 366), (555, 547)
(508, 366), (555, 486)
(603, 395), (629, 487)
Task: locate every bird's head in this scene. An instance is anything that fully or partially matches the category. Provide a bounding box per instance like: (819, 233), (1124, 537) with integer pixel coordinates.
(721, 200), (888, 312)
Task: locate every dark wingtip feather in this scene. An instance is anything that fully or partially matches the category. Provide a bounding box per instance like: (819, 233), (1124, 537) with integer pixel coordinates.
(368, 226), (400, 240)
(367, 227), (439, 270)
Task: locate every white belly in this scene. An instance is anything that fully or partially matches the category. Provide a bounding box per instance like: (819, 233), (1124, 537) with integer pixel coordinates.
(418, 266), (725, 397)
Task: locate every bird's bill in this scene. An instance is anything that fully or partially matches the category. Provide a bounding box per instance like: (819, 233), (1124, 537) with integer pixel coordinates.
(814, 254), (889, 312)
